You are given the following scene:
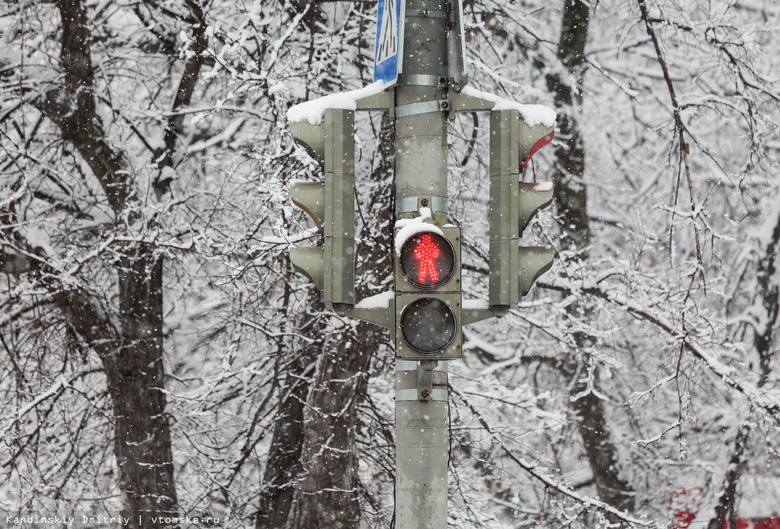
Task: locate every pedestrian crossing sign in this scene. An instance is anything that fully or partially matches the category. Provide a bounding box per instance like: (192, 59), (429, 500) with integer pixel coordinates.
(373, 0), (404, 86)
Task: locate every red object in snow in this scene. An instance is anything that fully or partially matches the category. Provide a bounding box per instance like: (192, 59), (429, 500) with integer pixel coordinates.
(670, 489), (780, 529)
(671, 510), (696, 529)
(670, 488), (705, 529)
(754, 518), (780, 529)
(722, 519), (751, 529)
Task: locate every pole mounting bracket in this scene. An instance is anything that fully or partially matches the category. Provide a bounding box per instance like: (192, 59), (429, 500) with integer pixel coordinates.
(395, 100), (450, 119)
(418, 360), (448, 401)
(398, 74), (446, 87)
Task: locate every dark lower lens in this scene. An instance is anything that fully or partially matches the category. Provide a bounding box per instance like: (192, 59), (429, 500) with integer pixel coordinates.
(401, 298), (456, 353)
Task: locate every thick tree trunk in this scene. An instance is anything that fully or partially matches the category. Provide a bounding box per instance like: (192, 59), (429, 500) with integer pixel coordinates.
(753, 209), (780, 384)
(257, 288), (321, 529)
(708, 210), (779, 529)
(101, 252), (177, 527)
(256, 356), (309, 529)
(547, 0), (635, 517)
(35, 2), (180, 524)
(707, 423), (751, 529)
(569, 372), (635, 512)
(49, 249), (177, 527)
(284, 325), (377, 529)
(547, 0), (591, 254)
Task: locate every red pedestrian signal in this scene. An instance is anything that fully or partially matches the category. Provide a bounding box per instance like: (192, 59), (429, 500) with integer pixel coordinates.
(394, 225), (462, 360)
(400, 232), (454, 289)
(415, 234), (440, 283)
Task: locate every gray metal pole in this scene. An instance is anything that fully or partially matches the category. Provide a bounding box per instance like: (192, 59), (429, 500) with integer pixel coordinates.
(394, 1), (450, 527)
(395, 360), (449, 529)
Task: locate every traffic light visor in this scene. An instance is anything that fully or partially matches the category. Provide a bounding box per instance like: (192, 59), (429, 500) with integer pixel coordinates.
(400, 232), (455, 288)
(401, 298), (456, 353)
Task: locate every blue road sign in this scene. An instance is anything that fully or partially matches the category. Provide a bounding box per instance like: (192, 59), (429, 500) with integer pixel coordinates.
(373, 0), (403, 86)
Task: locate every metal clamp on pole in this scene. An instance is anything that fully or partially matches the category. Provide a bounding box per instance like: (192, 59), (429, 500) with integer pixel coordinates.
(398, 74), (446, 87)
(395, 360), (448, 402)
(418, 360), (439, 400)
(395, 196), (448, 215)
(395, 100), (450, 119)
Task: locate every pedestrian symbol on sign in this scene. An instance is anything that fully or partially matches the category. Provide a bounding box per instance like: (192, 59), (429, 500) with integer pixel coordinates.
(377, 0), (397, 64)
(373, 0), (403, 86)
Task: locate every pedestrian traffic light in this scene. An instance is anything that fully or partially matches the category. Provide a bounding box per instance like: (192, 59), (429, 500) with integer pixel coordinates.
(399, 231), (455, 288)
(288, 108), (355, 311)
(394, 218), (461, 360)
(489, 109), (554, 308)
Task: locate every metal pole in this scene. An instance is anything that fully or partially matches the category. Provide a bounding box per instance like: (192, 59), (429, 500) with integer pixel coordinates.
(395, 360), (449, 528)
(394, 1), (450, 527)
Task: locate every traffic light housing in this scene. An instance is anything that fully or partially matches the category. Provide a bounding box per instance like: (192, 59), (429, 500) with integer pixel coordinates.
(394, 222), (462, 360)
(489, 109), (554, 308)
(288, 108), (355, 310)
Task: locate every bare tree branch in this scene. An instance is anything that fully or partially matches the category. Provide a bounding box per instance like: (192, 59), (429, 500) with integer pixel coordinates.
(637, 0), (705, 291)
(453, 387), (655, 528)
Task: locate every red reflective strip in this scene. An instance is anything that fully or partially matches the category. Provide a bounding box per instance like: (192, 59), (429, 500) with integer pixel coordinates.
(414, 234), (440, 284)
(522, 131), (555, 169)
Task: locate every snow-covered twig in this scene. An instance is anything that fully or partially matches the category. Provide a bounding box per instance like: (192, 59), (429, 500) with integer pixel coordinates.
(452, 387), (658, 527)
(540, 279), (780, 424)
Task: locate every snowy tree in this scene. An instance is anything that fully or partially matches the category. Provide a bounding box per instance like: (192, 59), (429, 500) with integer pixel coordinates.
(448, 0), (780, 526)
(2, 0), (779, 528)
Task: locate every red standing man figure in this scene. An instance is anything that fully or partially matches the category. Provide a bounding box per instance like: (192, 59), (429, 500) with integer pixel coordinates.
(415, 234), (440, 284)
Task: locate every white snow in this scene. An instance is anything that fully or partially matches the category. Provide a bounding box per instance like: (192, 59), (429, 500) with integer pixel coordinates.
(527, 181), (553, 191)
(8, 375), (68, 428)
(269, 81), (287, 95)
(354, 291), (394, 309)
(187, 118), (245, 153)
(461, 86), (556, 128)
(394, 208), (443, 256)
(287, 81), (386, 125)
(463, 299), (489, 310)
(755, 192), (780, 246)
(20, 225), (53, 255)
(256, 227), (319, 245)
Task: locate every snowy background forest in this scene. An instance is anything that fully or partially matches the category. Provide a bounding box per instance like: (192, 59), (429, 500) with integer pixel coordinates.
(1, 0), (779, 527)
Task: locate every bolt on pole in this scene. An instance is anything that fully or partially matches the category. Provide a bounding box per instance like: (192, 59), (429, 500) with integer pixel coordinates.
(394, 1), (450, 527)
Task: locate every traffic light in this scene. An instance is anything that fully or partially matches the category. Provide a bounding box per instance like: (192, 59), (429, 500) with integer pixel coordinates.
(489, 109), (554, 308)
(519, 182), (554, 296)
(394, 218), (462, 360)
(288, 108), (355, 311)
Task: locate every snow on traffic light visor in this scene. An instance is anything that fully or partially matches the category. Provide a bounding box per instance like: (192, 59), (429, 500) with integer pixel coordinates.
(400, 232), (455, 288)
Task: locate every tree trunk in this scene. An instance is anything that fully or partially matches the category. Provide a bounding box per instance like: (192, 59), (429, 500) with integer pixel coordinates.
(39, 2), (179, 524)
(570, 372), (634, 512)
(707, 423), (751, 529)
(708, 209), (779, 528)
(256, 357), (309, 529)
(99, 252), (177, 527)
(547, 0), (635, 517)
(284, 325), (377, 529)
(257, 288), (321, 529)
(547, 0), (591, 255)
